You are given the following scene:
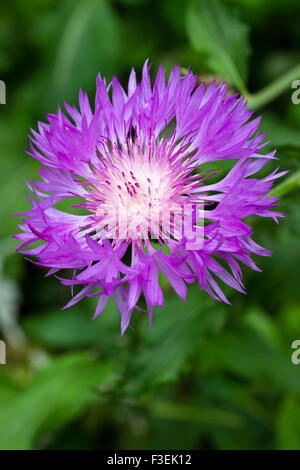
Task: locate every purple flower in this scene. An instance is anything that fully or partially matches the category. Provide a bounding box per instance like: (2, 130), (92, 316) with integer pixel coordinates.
(15, 61), (286, 335)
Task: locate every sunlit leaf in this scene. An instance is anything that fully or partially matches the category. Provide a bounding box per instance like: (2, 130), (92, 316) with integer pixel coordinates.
(277, 396), (300, 449)
(0, 352), (113, 450)
(186, 0), (250, 92)
(52, 0), (121, 101)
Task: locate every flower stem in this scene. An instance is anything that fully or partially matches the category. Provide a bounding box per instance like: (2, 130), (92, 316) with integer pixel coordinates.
(246, 63), (300, 109)
(269, 170), (300, 198)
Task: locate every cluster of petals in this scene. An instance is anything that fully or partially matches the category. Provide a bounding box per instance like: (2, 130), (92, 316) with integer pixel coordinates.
(15, 61), (285, 334)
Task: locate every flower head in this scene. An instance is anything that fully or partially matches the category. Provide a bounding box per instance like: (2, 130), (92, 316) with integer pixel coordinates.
(15, 61), (285, 334)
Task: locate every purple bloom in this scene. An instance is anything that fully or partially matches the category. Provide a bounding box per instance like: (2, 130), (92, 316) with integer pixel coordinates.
(15, 61), (286, 334)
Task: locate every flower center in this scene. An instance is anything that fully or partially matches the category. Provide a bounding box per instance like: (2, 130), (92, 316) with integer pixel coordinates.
(88, 140), (188, 242)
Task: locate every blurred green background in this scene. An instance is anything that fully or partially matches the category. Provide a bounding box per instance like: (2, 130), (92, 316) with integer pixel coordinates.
(0, 0), (300, 450)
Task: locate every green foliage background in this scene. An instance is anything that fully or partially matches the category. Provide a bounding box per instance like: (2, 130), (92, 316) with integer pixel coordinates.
(0, 0), (300, 450)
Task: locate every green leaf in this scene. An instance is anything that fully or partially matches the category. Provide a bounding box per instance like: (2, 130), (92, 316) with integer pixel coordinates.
(186, 0), (250, 92)
(51, 0), (121, 102)
(242, 306), (281, 348)
(150, 400), (243, 429)
(0, 376), (19, 403)
(199, 328), (300, 393)
(0, 115), (36, 238)
(278, 304), (300, 342)
(0, 352), (113, 450)
(126, 286), (226, 392)
(23, 301), (120, 349)
(277, 396), (300, 449)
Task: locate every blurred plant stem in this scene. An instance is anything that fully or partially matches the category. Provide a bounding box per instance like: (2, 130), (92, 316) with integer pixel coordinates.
(150, 400), (243, 429)
(246, 63), (300, 109)
(181, 63), (300, 110)
(105, 395), (244, 429)
(270, 170), (300, 197)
